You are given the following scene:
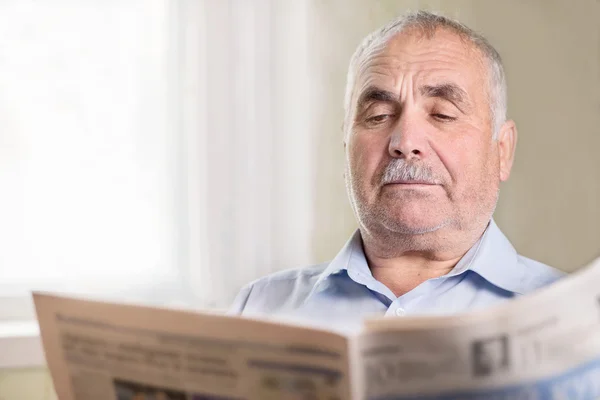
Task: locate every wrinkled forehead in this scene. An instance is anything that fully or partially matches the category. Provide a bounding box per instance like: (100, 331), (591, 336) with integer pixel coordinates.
(353, 28), (488, 105)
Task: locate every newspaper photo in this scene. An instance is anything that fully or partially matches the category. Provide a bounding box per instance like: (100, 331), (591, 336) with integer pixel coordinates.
(34, 260), (600, 400)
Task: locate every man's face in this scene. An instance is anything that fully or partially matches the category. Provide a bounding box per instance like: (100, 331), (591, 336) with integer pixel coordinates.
(345, 28), (510, 238)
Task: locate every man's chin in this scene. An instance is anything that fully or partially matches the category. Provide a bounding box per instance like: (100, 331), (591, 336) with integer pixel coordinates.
(380, 215), (448, 235)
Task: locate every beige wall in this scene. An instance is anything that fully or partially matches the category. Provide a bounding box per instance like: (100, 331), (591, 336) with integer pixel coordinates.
(0, 368), (56, 400)
(309, 0), (600, 272)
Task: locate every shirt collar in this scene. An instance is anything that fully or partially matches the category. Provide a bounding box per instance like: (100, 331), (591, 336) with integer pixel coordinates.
(467, 219), (530, 294)
(310, 219), (528, 297)
(311, 230), (362, 289)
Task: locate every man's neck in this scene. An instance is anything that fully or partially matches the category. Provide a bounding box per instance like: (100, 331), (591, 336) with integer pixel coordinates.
(361, 224), (487, 297)
(366, 252), (461, 297)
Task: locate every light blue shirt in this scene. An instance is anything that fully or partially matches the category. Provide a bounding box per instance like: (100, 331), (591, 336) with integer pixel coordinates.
(229, 220), (564, 334)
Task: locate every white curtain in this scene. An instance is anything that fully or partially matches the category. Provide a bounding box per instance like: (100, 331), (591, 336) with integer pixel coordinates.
(178, 0), (316, 309)
(0, 0), (316, 316)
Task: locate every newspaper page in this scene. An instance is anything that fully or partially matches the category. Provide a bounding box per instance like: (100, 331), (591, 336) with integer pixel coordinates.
(353, 262), (600, 400)
(33, 293), (352, 400)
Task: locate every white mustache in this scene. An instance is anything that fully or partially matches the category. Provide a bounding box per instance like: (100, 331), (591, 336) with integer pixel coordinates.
(381, 159), (440, 185)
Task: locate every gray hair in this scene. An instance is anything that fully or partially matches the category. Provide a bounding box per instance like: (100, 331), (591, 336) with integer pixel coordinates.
(344, 10), (507, 139)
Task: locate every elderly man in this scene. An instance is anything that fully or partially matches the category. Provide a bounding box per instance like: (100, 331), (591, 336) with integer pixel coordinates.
(229, 11), (564, 333)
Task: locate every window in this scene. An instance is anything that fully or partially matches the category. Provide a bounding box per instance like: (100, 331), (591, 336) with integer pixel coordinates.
(0, 0), (184, 309)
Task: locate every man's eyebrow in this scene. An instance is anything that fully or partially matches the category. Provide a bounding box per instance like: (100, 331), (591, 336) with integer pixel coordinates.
(420, 83), (471, 111)
(356, 86), (398, 111)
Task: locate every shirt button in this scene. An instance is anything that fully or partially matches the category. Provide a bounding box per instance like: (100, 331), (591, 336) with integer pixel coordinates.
(395, 308), (406, 316)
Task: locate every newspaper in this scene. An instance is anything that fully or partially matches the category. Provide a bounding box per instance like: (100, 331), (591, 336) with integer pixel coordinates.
(34, 260), (600, 400)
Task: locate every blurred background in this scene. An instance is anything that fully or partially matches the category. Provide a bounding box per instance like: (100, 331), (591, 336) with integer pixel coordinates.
(0, 0), (598, 398)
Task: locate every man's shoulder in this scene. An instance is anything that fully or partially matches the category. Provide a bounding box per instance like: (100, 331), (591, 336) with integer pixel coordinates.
(515, 254), (566, 293)
(247, 263), (329, 287)
(228, 263), (329, 314)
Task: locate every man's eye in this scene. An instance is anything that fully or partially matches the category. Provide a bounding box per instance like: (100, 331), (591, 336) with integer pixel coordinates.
(365, 114), (392, 125)
(432, 113), (456, 121)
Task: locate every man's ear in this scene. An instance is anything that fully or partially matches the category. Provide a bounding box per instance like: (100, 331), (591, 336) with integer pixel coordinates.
(497, 120), (517, 182)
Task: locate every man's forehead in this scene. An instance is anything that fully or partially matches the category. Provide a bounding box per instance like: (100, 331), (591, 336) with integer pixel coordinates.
(355, 28), (485, 93)
(383, 26), (479, 61)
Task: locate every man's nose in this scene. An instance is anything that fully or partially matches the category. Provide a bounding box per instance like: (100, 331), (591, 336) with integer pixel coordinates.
(388, 112), (428, 160)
